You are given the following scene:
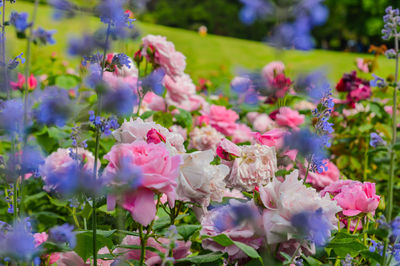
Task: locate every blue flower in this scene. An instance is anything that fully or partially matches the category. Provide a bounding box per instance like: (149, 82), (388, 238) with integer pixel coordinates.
(211, 200), (257, 232)
(370, 74), (386, 88)
(111, 53), (131, 69)
(0, 221), (37, 262)
(141, 68), (166, 95)
(382, 6), (400, 40)
(104, 156), (143, 192)
(291, 208), (331, 246)
(34, 87), (73, 127)
(238, 0), (272, 25)
(0, 98), (25, 135)
(101, 85), (136, 116)
(97, 0), (134, 28)
(68, 35), (102, 57)
(9, 11), (31, 32)
(32, 27), (56, 45)
(49, 224), (76, 248)
(21, 146), (44, 176)
(370, 133), (386, 148)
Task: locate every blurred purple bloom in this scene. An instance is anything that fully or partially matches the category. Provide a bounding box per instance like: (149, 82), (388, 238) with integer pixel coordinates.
(104, 156), (143, 193)
(291, 208), (331, 246)
(32, 27), (56, 45)
(49, 224), (76, 248)
(382, 6), (400, 40)
(21, 146), (44, 176)
(111, 53), (131, 69)
(239, 0), (272, 25)
(49, 0), (76, 20)
(9, 11), (30, 32)
(385, 49), (397, 59)
(101, 85), (136, 116)
(212, 201), (256, 232)
(141, 68), (166, 95)
(370, 133), (386, 148)
(34, 87), (73, 127)
(370, 74), (386, 88)
(0, 98), (24, 134)
(97, 0), (134, 28)
(0, 220), (37, 262)
(68, 35), (103, 57)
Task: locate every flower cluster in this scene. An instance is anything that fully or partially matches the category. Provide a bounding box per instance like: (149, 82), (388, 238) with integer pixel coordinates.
(336, 71), (372, 108)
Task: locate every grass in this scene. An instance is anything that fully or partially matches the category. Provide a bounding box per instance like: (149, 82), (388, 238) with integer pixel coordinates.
(7, 1), (395, 84)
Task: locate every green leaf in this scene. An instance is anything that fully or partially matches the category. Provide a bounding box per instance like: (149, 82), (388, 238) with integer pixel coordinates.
(23, 191), (47, 205)
(233, 241), (260, 259)
(98, 204), (115, 215)
(74, 232), (114, 261)
(175, 108), (193, 129)
(336, 155), (350, 168)
(55, 75), (78, 89)
(275, 169), (293, 177)
(212, 234), (234, 246)
(153, 216), (171, 231)
(327, 239), (367, 257)
(48, 127), (70, 140)
(140, 110), (156, 120)
(359, 250), (382, 262)
(301, 255), (323, 266)
(177, 224), (201, 241)
(153, 111), (173, 128)
(175, 252), (224, 264)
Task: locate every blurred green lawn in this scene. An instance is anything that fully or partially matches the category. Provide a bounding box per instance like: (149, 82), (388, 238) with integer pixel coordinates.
(8, 1), (394, 83)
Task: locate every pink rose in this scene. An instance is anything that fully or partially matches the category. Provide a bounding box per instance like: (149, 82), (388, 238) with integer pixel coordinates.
(164, 74), (195, 102)
(262, 61), (285, 83)
(275, 107), (304, 129)
(202, 105), (239, 136)
(189, 125), (224, 151)
(104, 141), (182, 226)
(321, 180), (380, 216)
(112, 118), (185, 154)
(252, 128), (287, 148)
(33, 232), (48, 247)
(200, 199), (264, 260)
(300, 160), (341, 190)
(146, 128), (166, 144)
(216, 138), (241, 161)
(195, 115), (210, 126)
(40, 148), (98, 192)
(115, 235), (191, 265)
(142, 35), (186, 78)
(227, 144), (277, 191)
(347, 83), (371, 103)
(141, 92), (166, 112)
(356, 58), (369, 73)
(102, 71), (137, 92)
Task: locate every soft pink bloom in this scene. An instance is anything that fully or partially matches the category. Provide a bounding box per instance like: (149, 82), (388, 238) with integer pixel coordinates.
(142, 92), (166, 112)
(356, 58), (369, 73)
(104, 141), (182, 225)
(142, 35), (186, 78)
(231, 123), (253, 143)
(170, 125), (187, 140)
(115, 235), (191, 265)
(275, 107), (305, 129)
(260, 170), (341, 245)
(40, 148), (98, 191)
(262, 61), (285, 83)
(164, 74), (196, 108)
(189, 125), (224, 151)
(227, 144), (277, 191)
(321, 180), (380, 216)
(146, 128), (166, 144)
(54, 248), (113, 266)
(200, 199), (264, 260)
(10, 73), (37, 91)
(176, 150), (229, 208)
(247, 112), (275, 132)
(252, 128), (287, 148)
(107, 53), (138, 78)
(195, 115), (210, 126)
(300, 160), (341, 190)
(102, 71), (137, 92)
(223, 189), (246, 199)
(216, 138), (241, 161)
(293, 100), (316, 111)
(202, 105), (239, 136)
(347, 83), (372, 104)
(33, 232), (48, 247)
(112, 118), (185, 154)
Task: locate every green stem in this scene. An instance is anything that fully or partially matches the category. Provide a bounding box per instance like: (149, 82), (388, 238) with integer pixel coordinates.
(2, 0), (8, 99)
(387, 31), (399, 222)
(139, 225), (147, 266)
(352, 217), (361, 234)
(91, 128), (100, 266)
(13, 181), (18, 221)
(363, 135), (369, 181)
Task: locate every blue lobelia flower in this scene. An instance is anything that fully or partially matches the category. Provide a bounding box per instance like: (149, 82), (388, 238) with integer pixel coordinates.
(141, 68), (166, 96)
(382, 6), (400, 41)
(370, 133), (386, 148)
(9, 11), (31, 32)
(49, 0), (76, 20)
(97, 0), (134, 28)
(21, 145), (44, 176)
(32, 27), (56, 45)
(48, 223), (76, 248)
(8, 53), (25, 70)
(0, 98), (24, 135)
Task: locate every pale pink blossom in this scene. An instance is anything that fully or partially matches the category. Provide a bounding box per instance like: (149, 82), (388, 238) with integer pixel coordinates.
(107, 53), (138, 78)
(275, 107), (305, 129)
(170, 125), (187, 140)
(216, 138), (241, 161)
(202, 105), (239, 136)
(33, 232), (48, 247)
(115, 235), (191, 265)
(247, 112), (276, 132)
(189, 125), (224, 151)
(142, 92), (166, 112)
(260, 170), (341, 245)
(356, 58), (369, 73)
(112, 118), (185, 154)
(102, 71), (137, 92)
(200, 199), (264, 260)
(142, 35), (186, 78)
(176, 150), (229, 208)
(262, 61), (285, 83)
(252, 128), (287, 148)
(227, 144), (277, 191)
(321, 180), (380, 216)
(104, 141), (182, 225)
(300, 160), (340, 190)
(55, 248), (113, 266)
(223, 189), (246, 199)
(232, 123), (253, 143)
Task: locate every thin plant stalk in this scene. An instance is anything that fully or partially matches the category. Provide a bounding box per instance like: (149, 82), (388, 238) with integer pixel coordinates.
(386, 32), (399, 222)
(91, 22), (111, 266)
(2, 0), (9, 99)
